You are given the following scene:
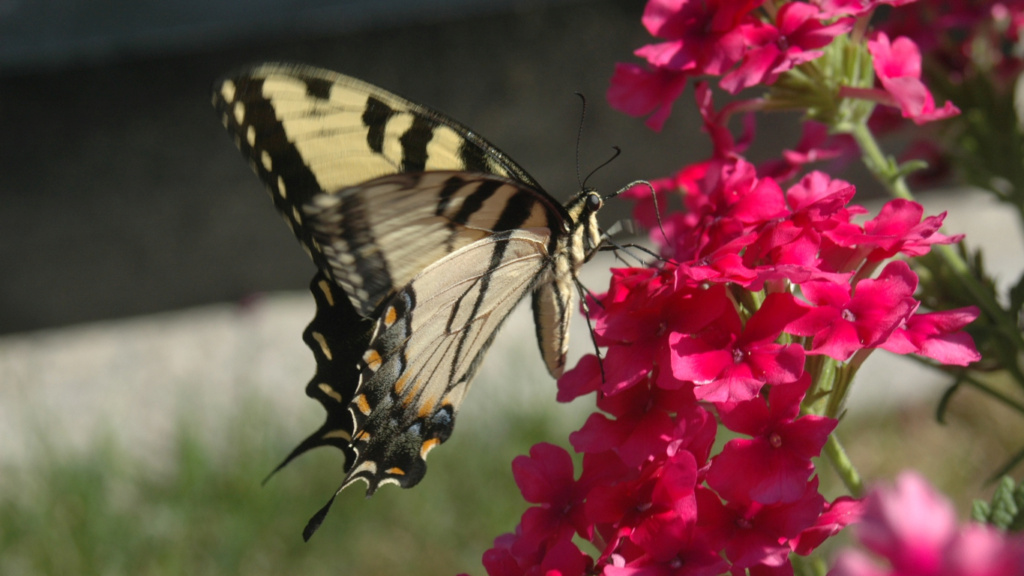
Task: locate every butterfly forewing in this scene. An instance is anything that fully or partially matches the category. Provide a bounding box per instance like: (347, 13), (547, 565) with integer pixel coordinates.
(213, 63), (607, 540)
(213, 64), (568, 314)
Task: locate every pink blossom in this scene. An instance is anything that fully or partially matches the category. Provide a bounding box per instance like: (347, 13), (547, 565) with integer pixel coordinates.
(563, 266), (695, 395)
(569, 374), (702, 467)
(585, 451), (701, 559)
(867, 33), (960, 125)
(637, 0), (763, 75)
(829, 199), (963, 261)
(880, 307), (982, 366)
(483, 530), (591, 576)
(667, 158), (788, 270)
(510, 443), (584, 557)
(603, 540), (729, 576)
(708, 376), (837, 505)
(721, 2), (853, 93)
(791, 496), (863, 555)
(608, 63), (689, 131)
(830, 471), (1024, 576)
(699, 479), (826, 571)
(786, 261), (920, 360)
(669, 292), (809, 403)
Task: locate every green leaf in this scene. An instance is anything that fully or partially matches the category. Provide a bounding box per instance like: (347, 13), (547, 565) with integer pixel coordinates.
(973, 476), (1024, 531)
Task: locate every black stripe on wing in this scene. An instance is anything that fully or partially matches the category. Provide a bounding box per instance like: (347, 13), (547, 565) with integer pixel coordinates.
(212, 74), (336, 275)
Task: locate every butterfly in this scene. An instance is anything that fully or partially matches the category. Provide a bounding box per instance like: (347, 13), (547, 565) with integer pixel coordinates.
(212, 63), (608, 539)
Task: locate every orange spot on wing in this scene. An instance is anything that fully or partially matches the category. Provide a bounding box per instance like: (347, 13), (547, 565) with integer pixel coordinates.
(384, 306), (398, 327)
(417, 397), (437, 420)
(354, 394), (372, 416)
(362, 349), (382, 371)
(393, 374), (409, 397)
(420, 438), (441, 460)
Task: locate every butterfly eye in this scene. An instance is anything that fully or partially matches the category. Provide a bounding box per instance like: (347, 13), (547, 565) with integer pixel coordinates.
(587, 192), (602, 211)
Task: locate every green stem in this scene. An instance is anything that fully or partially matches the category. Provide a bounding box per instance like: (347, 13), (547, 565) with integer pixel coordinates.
(847, 121), (913, 200)
(824, 434), (864, 497)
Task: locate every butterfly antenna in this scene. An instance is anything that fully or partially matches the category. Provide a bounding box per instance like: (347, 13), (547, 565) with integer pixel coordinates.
(581, 146), (622, 191)
(573, 276), (607, 383)
(574, 92), (588, 190)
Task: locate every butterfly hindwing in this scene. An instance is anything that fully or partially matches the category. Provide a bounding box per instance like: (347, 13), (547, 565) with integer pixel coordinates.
(344, 229), (554, 490)
(265, 272), (374, 479)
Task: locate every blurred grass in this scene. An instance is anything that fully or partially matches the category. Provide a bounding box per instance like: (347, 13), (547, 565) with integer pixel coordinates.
(3, 376), (1022, 575)
(0, 396), (567, 576)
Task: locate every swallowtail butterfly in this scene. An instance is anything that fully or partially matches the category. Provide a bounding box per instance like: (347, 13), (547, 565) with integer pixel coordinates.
(212, 63), (607, 539)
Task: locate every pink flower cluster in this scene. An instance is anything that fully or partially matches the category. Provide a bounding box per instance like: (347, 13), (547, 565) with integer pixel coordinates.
(832, 472), (1024, 576)
(609, 0), (959, 130)
(476, 90), (979, 574)
(467, 2), (995, 574)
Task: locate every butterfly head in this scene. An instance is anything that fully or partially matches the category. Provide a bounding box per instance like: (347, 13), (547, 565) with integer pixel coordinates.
(565, 189), (604, 263)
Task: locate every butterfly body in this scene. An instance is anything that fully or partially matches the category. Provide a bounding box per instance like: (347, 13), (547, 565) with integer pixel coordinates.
(213, 63), (603, 538)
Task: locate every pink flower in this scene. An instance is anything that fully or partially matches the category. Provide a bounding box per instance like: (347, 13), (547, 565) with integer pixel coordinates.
(708, 376), (837, 505)
(510, 443), (589, 557)
(566, 266), (695, 395)
(669, 292), (809, 403)
(569, 374), (700, 467)
(880, 307), (982, 366)
(637, 0), (763, 75)
(585, 450), (701, 559)
(742, 172), (861, 286)
(790, 496), (863, 555)
(721, 2), (853, 93)
(698, 479), (826, 571)
(483, 530), (591, 576)
(786, 260), (920, 360)
(830, 471), (1024, 576)
(867, 33), (960, 125)
(608, 63), (689, 131)
(829, 199), (963, 261)
(619, 162), (716, 248)
(603, 537), (729, 576)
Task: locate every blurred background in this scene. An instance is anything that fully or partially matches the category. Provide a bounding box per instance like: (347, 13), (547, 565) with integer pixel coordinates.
(1, 0), (1019, 574)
